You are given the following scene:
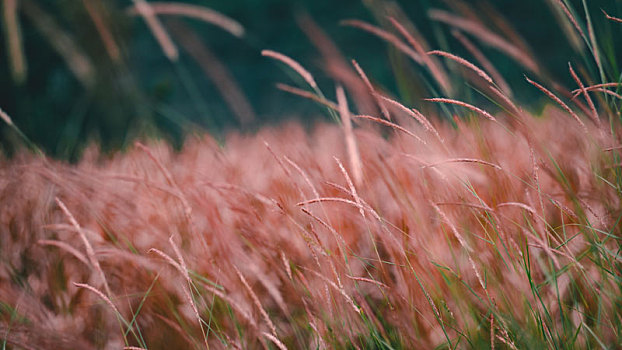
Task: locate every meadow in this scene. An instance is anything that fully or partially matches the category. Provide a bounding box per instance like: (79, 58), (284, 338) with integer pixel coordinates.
(1, 1), (622, 349)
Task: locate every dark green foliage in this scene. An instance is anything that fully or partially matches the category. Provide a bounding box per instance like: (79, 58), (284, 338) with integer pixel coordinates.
(2, 0), (621, 159)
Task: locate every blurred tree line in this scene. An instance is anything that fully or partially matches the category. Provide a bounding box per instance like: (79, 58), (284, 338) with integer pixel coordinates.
(0, 0), (620, 160)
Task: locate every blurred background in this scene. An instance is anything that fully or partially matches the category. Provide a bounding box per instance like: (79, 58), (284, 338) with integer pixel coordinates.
(1, 0), (620, 160)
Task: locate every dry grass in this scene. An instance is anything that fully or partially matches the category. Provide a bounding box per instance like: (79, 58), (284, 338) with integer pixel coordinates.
(2, 2), (622, 349)
(1, 105), (621, 348)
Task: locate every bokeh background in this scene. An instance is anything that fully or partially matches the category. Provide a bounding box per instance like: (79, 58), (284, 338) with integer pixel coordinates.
(1, 0), (620, 159)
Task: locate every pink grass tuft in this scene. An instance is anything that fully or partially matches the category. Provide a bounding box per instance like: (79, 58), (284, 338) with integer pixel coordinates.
(524, 76), (587, 132)
(128, 0), (178, 61)
(425, 97), (497, 122)
(336, 85), (363, 186)
(263, 50), (318, 90)
(340, 19), (423, 64)
(427, 50), (494, 85)
(428, 9), (539, 73)
(128, 1), (244, 37)
(602, 9), (622, 23)
(568, 63), (600, 127)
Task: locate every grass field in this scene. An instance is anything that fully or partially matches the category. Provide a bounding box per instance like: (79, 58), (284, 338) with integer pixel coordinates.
(2, 1), (622, 349)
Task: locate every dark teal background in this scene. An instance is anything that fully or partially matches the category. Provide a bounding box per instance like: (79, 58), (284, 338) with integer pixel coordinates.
(1, 0), (620, 159)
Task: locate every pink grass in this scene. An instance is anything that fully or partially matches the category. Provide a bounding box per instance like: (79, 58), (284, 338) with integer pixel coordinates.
(334, 156), (365, 221)
(129, 1), (244, 37)
(82, 0), (121, 62)
(571, 82), (622, 96)
(423, 158), (502, 170)
(2, 110), (619, 348)
(551, 0), (587, 39)
(345, 275), (389, 289)
(575, 88), (621, 100)
(425, 97), (497, 122)
(353, 114), (425, 144)
(135, 142), (194, 225)
(568, 63), (600, 126)
(602, 9), (622, 23)
(451, 30), (512, 96)
(351, 59), (391, 120)
(38, 239), (89, 266)
(388, 17), (451, 94)
(21, 0), (95, 86)
(428, 9), (539, 73)
(3, 0), (26, 82)
(263, 50), (318, 89)
(235, 266), (278, 337)
(430, 203), (472, 252)
(303, 267), (361, 315)
(171, 22), (255, 125)
(525, 76), (587, 132)
(427, 50), (494, 85)
(298, 196), (382, 224)
(128, 0), (178, 61)
(56, 197), (112, 297)
(336, 85), (363, 186)
(340, 19), (423, 64)
(378, 95), (442, 143)
(276, 83), (338, 110)
(0, 107), (14, 126)
(262, 332), (288, 350)
(73, 282), (120, 315)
